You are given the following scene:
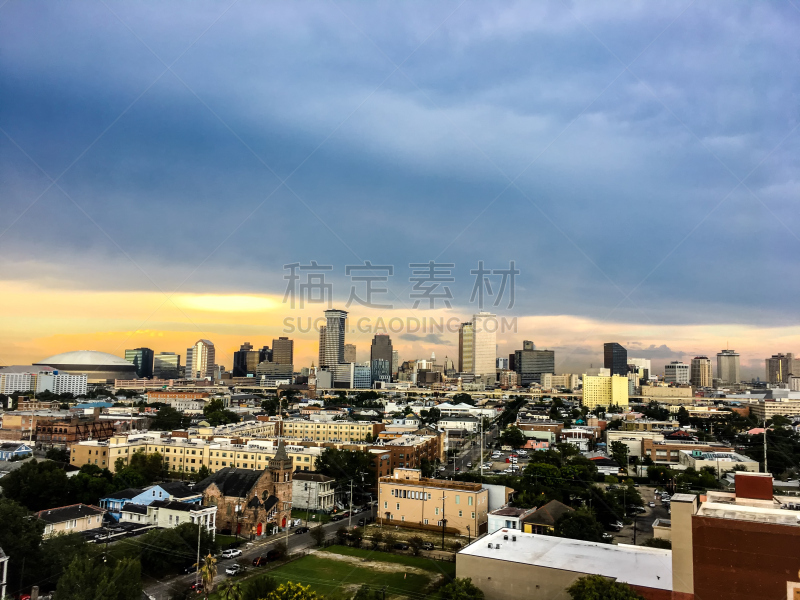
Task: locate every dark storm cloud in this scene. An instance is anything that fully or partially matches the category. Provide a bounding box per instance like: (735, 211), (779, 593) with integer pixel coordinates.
(2, 1), (800, 325)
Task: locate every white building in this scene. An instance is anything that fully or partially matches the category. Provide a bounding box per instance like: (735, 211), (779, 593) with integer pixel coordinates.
(472, 312), (497, 378)
(292, 472), (336, 512)
(664, 362), (690, 385)
(36, 371), (88, 395)
(439, 416), (480, 433)
(487, 506), (536, 533)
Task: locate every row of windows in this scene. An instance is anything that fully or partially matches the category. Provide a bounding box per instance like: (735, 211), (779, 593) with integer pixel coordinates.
(390, 489), (432, 500)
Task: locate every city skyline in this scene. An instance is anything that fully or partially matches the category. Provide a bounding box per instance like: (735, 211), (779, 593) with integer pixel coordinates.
(3, 3), (800, 381)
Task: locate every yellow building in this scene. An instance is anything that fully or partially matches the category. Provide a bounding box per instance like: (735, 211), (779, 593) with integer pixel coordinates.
(581, 374), (629, 409)
(378, 468), (489, 535)
(71, 433), (321, 474)
(280, 419), (384, 442)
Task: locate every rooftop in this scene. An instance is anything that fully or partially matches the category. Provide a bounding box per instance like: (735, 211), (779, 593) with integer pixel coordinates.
(459, 529), (672, 591)
(379, 475), (483, 492)
(36, 504), (105, 524)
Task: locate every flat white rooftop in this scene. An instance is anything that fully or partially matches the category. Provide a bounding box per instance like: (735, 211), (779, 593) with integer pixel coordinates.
(459, 529), (672, 591)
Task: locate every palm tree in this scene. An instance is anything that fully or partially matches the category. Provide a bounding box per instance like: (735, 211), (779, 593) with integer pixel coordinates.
(219, 579), (244, 600)
(200, 553), (217, 600)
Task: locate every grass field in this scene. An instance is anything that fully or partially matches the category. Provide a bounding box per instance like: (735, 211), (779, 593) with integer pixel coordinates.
(215, 545), (455, 599)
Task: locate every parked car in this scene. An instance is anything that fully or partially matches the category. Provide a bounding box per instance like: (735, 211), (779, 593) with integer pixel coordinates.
(330, 514), (344, 522)
(189, 582), (203, 594)
(253, 556), (269, 567)
(266, 549), (282, 562)
(393, 542), (410, 550)
(466, 462), (473, 468)
(421, 542), (434, 551)
(602, 533), (613, 542)
(357, 519), (365, 526)
(221, 549), (242, 559)
(294, 526), (310, 534)
(455, 467), (460, 471)
(648, 502), (656, 508)
(438, 466), (446, 471)
(225, 564), (245, 576)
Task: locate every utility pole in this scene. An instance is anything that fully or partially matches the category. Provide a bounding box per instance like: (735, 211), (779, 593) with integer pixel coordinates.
(195, 516), (202, 588)
(439, 493), (447, 550)
(348, 478), (355, 529)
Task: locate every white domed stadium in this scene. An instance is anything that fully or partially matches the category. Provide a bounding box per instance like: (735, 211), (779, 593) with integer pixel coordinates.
(35, 350), (137, 383)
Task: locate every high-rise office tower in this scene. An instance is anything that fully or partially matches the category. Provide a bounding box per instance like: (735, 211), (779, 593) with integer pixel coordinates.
(185, 339), (215, 379)
(124, 347), (154, 379)
(604, 342), (628, 377)
(371, 359), (391, 384)
(628, 357), (651, 382)
(318, 326), (326, 367)
(322, 309), (347, 367)
(343, 344), (357, 364)
(472, 312), (497, 378)
(691, 356), (713, 388)
(370, 334), (393, 370)
(272, 337), (294, 365)
(664, 361), (690, 384)
(717, 349), (741, 385)
(513, 340), (555, 385)
(392, 350), (399, 376)
(458, 322), (474, 373)
(154, 352), (181, 379)
(766, 353), (797, 385)
(233, 342), (260, 377)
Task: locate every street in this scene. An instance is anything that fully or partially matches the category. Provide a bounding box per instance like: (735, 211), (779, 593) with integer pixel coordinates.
(144, 505), (377, 599)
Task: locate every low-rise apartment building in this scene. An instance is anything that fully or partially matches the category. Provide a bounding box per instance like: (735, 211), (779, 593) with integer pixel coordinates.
(280, 419), (385, 442)
(678, 450), (759, 473)
(621, 419), (680, 432)
(378, 468), (489, 535)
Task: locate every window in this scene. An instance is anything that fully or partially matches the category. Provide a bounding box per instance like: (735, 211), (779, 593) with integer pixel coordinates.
(423, 519), (429, 525)
(384, 501), (388, 509)
(435, 507), (439, 515)
(455, 495), (460, 505)
(458, 510), (462, 517)
(401, 516), (405, 522)
(468, 497), (473, 506)
(396, 503), (400, 510)
(391, 490), (395, 496)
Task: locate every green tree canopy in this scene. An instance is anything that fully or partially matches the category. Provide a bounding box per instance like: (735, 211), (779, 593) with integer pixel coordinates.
(499, 426), (526, 449)
(439, 577), (485, 600)
(554, 508), (605, 543)
(567, 575), (644, 600)
(56, 555), (141, 600)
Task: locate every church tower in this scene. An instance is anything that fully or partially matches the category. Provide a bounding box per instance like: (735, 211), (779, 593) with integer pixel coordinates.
(268, 439), (294, 527)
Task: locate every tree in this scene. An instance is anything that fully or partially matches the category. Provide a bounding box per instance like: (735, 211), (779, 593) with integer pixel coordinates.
(370, 530), (384, 549)
(150, 406), (191, 430)
(266, 582), (320, 600)
(610, 441), (629, 471)
(335, 526), (349, 545)
(554, 509), (605, 543)
(567, 575), (644, 600)
(408, 535), (425, 556)
(382, 532), (397, 549)
(200, 553), (218, 600)
(272, 541), (288, 561)
(439, 577), (485, 600)
(420, 457), (436, 478)
(261, 397), (280, 416)
(310, 525), (326, 546)
(642, 538), (672, 549)
(499, 426), (526, 449)
(0, 459), (71, 511)
(314, 448), (376, 503)
(55, 555), (141, 600)
(676, 406), (690, 426)
(0, 498), (45, 592)
(452, 393), (474, 405)
(45, 447), (70, 462)
(244, 576), (278, 600)
(219, 580), (244, 600)
(647, 465), (674, 484)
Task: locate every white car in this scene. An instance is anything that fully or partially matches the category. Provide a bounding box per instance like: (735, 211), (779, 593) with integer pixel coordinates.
(438, 466), (446, 472)
(221, 549), (242, 559)
(225, 564), (244, 576)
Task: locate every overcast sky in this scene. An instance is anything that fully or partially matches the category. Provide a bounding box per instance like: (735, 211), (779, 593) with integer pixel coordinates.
(2, 1), (799, 377)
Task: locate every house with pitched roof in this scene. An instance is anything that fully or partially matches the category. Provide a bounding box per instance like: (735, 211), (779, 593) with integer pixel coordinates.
(36, 504), (106, 538)
(99, 481), (201, 520)
(521, 500), (574, 535)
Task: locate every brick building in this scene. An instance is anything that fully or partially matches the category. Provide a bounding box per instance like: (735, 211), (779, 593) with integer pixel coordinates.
(193, 440), (293, 537)
(35, 416), (115, 449)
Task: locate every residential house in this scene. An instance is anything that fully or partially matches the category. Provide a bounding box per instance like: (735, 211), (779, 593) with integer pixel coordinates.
(292, 471), (335, 512)
(36, 504), (106, 538)
(488, 506), (536, 533)
(100, 481), (201, 520)
(521, 500), (574, 535)
(0, 442), (33, 461)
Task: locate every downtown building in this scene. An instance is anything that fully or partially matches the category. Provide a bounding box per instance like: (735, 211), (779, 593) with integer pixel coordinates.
(153, 352), (181, 379)
(185, 339), (215, 379)
(717, 348), (741, 385)
(124, 348), (154, 379)
(690, 356), (713, 388)
(511, 341), (555, 386)
(604, 342), (628, 377)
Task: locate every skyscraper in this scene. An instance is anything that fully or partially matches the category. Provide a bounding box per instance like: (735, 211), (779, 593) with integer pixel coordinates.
(513, 341), (555, 385)
(233, 342), (259, 377)
(458, 322), (474, 373)
(472, 312), (497, 378)
(259, 345), (272, 363)
(272, 337), (294, 365)
(370, 334), (393, 371)
(717, 349), (741, 385)
(344, 344), (357, 363)
(604, 343), (628, 377)
(154, 352), (181, 379)
(765, 353), (797, 385)
(185, 339), (215, 379)
(322, 309), (347, 367)
(318, 326), (326, 367)
(664, 361), (690, 384)
(124, 347), (154, 378)
(691, 356), (713, 388)
(392, 350), (399, 376)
